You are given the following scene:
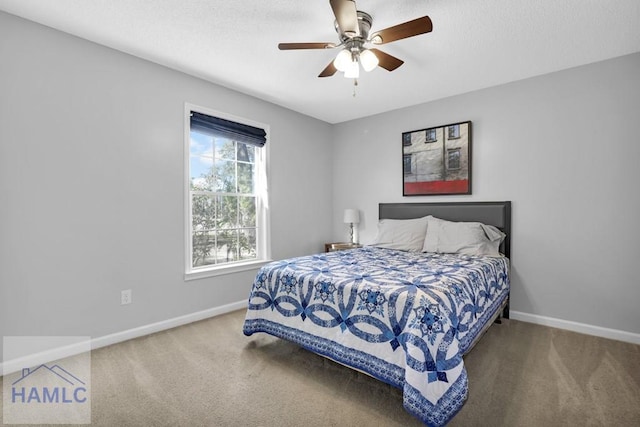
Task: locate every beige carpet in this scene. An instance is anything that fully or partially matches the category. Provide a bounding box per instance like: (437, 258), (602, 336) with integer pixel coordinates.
(2, 310), (639, 426)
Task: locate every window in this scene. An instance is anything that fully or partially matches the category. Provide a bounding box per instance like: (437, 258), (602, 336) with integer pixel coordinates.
(447, 148), (461, 170)
(403, 154), (412, 174)
(425, 128), (437, 142)
(402, 133), (412, 146)
(185, 105), (269, 278)
(448, 125), (460, 139)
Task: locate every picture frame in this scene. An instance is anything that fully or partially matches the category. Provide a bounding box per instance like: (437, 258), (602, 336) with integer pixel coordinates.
(402, 121), (472, 196)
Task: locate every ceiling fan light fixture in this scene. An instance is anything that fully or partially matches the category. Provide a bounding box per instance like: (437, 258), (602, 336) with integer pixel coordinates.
(344, 59), (360, 79)
(333, 49), (352, 72)
(360, 48), (379, 72)
(278, 1), (433, 82)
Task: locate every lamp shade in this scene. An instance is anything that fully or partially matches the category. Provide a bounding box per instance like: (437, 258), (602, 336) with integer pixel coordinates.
(360, 49), (379, 72)
(333, 49), (351, 72)
(343, 209), (360, 224)
(344, 59), (360, 79)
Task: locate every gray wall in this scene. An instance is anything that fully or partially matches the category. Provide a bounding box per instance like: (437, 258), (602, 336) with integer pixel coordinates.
(1, 9), (639, 355)
(0, 12), (333, 348)
(331, 52), (640, 335)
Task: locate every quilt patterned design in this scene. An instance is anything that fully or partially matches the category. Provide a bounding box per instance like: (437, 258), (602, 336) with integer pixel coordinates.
(243, 246), (509, 426)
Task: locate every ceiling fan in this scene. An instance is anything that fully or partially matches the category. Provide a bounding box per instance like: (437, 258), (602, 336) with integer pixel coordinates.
(278, 0), (433, 79)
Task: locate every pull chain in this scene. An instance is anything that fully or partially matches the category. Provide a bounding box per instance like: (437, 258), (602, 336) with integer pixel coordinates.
(352, 79), (358, 97)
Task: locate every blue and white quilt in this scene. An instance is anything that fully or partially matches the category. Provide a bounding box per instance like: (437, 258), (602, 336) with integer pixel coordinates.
(243, 246), (509, 426)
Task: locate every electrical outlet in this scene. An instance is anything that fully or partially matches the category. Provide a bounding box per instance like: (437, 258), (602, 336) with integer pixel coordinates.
(121, 289), (132, 305)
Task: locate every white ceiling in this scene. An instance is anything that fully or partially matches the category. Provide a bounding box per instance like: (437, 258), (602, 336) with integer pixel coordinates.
(1, 0), (639, 124)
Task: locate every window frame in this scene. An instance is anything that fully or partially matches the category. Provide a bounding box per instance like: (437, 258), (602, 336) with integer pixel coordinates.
(184, 103), (271, 280)
(403, 153), (412, 174)
(448, 125), (461, 139)
(425, 128), (437, 143)
(447, 148), (461, 170)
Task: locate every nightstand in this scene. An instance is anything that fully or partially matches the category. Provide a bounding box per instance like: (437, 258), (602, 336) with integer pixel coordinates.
(324, 242), (362, 252)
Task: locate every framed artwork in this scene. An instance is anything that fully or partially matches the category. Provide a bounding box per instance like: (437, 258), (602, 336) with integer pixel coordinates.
(402, 121), (472, 196)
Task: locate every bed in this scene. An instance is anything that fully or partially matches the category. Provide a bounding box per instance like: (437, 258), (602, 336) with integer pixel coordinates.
(243, 201), (511, 426)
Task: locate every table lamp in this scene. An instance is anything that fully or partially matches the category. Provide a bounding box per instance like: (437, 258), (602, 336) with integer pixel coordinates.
(343, 209), (360, 244)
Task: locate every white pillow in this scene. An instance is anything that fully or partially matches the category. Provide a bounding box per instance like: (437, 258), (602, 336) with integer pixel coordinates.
(422, 216), (505, 257)
(370, 216), (429, 252)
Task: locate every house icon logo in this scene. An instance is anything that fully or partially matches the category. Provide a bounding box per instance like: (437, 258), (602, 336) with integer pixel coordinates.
(11, 364), (88, 404)
(3, 336), (91, 424)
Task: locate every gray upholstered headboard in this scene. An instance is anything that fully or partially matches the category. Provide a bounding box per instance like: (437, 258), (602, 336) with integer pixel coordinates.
(378, 201), (511, 258)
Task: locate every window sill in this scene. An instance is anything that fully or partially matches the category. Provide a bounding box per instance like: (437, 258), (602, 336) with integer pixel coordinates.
(185, 259), (271, 281)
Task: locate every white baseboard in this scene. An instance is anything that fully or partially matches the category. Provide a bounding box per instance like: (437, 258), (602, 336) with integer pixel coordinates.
(90, 300), (247, 350)
(510, 310), (640, 345)
(1, 300), (247, 376)
(4, 304), (636, 376)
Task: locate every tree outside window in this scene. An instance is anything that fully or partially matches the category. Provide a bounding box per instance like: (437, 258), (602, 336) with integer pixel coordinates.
(190, 136), (257, 267)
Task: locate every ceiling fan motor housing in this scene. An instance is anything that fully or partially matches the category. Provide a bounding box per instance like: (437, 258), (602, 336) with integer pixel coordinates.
(335, 11), (373, 43)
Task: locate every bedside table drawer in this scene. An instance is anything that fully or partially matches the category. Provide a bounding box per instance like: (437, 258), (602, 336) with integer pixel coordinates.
(325, 242), (362, 252)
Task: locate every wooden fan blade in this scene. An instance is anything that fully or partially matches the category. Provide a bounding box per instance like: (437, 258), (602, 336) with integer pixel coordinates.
(318, 61), (338, 78)
(369, 48), (404, 71)
(330, 0), (360, 37)
(370, 16), (433, 45)
(278, 42), (335, 50)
